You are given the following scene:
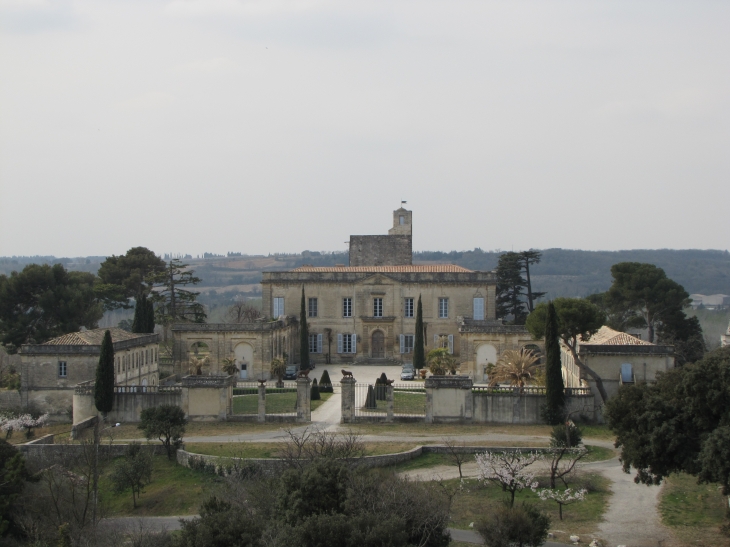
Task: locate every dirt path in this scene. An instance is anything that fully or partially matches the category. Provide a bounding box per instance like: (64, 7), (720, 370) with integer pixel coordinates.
(590, 458), (673, 547)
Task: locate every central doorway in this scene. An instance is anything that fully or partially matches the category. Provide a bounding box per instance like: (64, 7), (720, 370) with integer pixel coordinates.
(371, 330), (385, 358)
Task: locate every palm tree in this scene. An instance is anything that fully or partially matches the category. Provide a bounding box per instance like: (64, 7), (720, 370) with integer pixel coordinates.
(221, 357), (238, 376)
(189, 355), (210, 375)
(270, 358), (286, 388)
(427, 348), (458, 376)
(489, 348), (540, 387)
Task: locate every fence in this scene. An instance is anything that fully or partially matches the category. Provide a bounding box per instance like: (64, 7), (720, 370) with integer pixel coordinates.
(229, 378), (312, 423)
(392, 384), (426, 417)
(232, 381), (298, 417)
(353, 383), (388, 420)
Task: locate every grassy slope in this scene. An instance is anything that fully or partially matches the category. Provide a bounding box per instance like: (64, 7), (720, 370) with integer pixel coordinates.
(100, 455), (218, 516)
(449, 473), (611, 542)
(232, 391), (332, 414)
(660, 473), (730, 547)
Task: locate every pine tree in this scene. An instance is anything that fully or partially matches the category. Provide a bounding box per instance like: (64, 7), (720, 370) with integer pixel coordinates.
(94, 330), (115, 415)
(496, 252), (528, 324)
(413, 295), (425, 372)
(543, 301), (565, 424)
(299, 287), (310, 371)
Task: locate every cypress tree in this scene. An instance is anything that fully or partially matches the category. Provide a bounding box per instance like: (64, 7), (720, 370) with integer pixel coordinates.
(145, 296), (156, 333)
(94, 330), (115, 415)
(132, 294), (144, 333)
(544, 301), (565, 424)
(413, 295), (425, 372)
(299, 287), (310, 371)
(311, 378), (321, 400)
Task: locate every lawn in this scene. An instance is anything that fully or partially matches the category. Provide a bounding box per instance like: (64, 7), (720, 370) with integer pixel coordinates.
(361, 391), (426, 415)
(390, 444), (613, 474)
(659, 473), (730, 547)
(232, 391), (332, 414)
(99, 455), (218, 516)
(449, 473), (611, 543)
(74, 420), (287, 443)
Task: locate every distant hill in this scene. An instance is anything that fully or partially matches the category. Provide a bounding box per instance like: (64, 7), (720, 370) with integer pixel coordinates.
(2, 248), (729, 300)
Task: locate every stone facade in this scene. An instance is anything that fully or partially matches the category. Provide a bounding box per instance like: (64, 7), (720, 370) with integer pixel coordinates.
(262, 266), (500, 366)
(261, 208), (537, 370)
(349, 207), (413, 266)
(171, 317), (298, 380)
(19, 328), (159, 420)
(457, 319), (542, 380)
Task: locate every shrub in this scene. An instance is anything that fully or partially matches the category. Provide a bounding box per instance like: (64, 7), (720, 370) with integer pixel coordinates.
(110, 442), (153, 508)
(311, 379), (321, 401)
(319, 370), (333, 393)
(477, 502), (550, 547)
(138, 405), (186, 460)
(550, 422), (583, 448)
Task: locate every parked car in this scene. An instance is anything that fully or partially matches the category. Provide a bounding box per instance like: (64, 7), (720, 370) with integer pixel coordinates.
(284, 365), (298, 380)
(400, 364), (415, 381)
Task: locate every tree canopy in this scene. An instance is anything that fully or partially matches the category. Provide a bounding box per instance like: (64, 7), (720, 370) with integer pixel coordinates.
(96, 246), (166, 310)
(148, 259), (206, 326)
(0, 264), (103, 352)
(526, 298), (607, 402)
(604, 262), (691, 344)
(605, 347), (730, 494)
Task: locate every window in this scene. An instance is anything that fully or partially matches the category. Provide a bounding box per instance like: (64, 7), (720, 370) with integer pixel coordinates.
(373, 298), (383, 317)
(438, 298), (448, 318)
(308, 297), (318, 317)
(308, 333), (323, 353)
(473, 297), (485, 320)
(337, 333), (357, 353)
(400, 334), (414, 354)
(273, 297), (284, 317)
(434, 334), (454, 354)
(58, 361), (67, 378)
(404, 297), (414, 318)
(343, 297), (352, 317)
(399, 215), (405, 225)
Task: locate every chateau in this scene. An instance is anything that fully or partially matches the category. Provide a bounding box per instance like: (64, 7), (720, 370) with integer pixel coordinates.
(173, 208), (540, 380)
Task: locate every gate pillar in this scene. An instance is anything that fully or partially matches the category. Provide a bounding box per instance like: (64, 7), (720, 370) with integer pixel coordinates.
(340, 376), (356, 424)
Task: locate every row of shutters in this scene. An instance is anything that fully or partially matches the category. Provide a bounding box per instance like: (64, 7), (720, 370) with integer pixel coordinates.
(275, 297), (485, 321)
(310, 333), (454, 354)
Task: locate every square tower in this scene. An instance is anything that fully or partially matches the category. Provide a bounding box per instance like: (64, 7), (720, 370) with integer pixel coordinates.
(388, 207), (412, 236)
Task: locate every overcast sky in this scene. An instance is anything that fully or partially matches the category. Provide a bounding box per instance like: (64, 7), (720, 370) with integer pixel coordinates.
(1, 0), (728, 258)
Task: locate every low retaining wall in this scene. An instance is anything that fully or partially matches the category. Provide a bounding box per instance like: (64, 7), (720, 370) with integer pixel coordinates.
(18, 441), (160, 468)
(176, 445), (553, 474)
(472, 393), (596, 424)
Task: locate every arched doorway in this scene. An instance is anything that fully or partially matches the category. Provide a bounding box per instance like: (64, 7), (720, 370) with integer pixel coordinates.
(371, 331), (385, 359)
(476, 344), (498, 383)
(234, 343), (254, 379)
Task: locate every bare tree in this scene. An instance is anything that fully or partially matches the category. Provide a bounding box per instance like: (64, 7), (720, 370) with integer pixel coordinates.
(441, 438), (471, 479)
(277, 426), (365, 469)
(228, 297), (263, 323)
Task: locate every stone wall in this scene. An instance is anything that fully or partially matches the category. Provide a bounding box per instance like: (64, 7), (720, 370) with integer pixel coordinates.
(0, 390), (21, 410)
(73, 385), (183, 424)
(472, 392), (596, 424)
(349, 235), (412, 266)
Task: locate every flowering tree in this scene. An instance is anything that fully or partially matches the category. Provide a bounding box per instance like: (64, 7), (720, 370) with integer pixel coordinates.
(537, 487), (587, 520)
(0, 413), (48, 439)
(476, 450), (542, 507)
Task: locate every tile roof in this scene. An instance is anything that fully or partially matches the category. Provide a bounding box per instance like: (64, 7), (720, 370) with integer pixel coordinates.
(290, 265), (474, 273)
(42, 328), (149, 346)
(580, 326), (653, 346)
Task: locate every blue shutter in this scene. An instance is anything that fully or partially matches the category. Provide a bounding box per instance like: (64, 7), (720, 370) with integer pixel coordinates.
(448, 335), (454, 354)
(337, 334), (343, 354)
(352, 333), (357, 354)
(400, 334), (405, 354)
(317, 334), (323, 353)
